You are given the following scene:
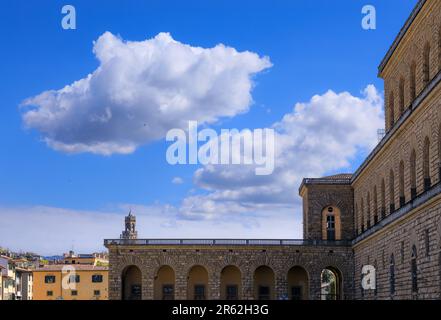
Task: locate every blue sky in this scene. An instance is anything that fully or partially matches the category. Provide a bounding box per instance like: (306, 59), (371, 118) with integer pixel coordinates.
(0, 1), (416, 254)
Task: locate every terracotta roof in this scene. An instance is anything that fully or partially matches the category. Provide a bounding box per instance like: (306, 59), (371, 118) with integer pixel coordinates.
(34, 264), (108, 272)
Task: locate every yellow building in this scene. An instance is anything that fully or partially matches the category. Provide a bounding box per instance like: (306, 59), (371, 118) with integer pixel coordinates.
(33, 265), (108, 300)
(61, 252), (108, 266)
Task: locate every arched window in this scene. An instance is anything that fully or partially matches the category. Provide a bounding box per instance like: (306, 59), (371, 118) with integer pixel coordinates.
(122, 265), (142, 300)
(411, 245), (418, 293)
(321, 268), (342, 300)
(438, 124), (441, 181)
(399, 78), (405, 114)
(390, 254), (395, 296)
(399, 160), (405, 207)
(361, 198), (365, 232)
(355, 203), (359, 235)
(439, 26), (441, 71)
(410, 61), (417, 101)
(423, 136), (431, 191)
(389, 169), (395, 214)
(423, 43), (431, 85)
(366, 193), (371, 228)
(373, 186), (378, 224)
(381, 179), (386, 219)
(322, 206), (341, 240)
(389, 92), (395, 129)
(410, 149), (417, 199)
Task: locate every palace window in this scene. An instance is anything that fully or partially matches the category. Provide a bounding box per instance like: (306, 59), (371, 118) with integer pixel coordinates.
(438, 26), (441, 71)
(258, 286), (271, 300)
(438, 124), (441, 181)
(322, 206), (341, 240)
(410, 149), (417, 199)
(226, 285), (238, 300)
(411, 245), (418, 293)
(194, 285), (206, 300)
(410, 61), (416, 101)
(425, 229), (430, 257)
(389, 170), (395, 213)
(373, 186), (378, 224)
(355, 203), (359, 235)
(423, 137), (431, 191)
(366, 193), (371, 228)
(162, 285), (174, 300)
(399, 78), (405, 114)
(389, 92), (395, 128)
(361, 199), (365, 232)
(399, 160), (405, 207)
(423, 43), (431, 85)
(389, 254), (395, 296)
(68, 275), (80, 283)
(381, 179), (386, 219)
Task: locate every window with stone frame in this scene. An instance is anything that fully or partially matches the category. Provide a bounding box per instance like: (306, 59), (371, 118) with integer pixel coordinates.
(399, 160), (405, 207)
(399, 77), (405, 115)
(423, 136), (431, 191)
(389, 169), (395, 213)
(389, 254), (395, 296)
(410, 149), (417, 199)
(411, 245), (418, 293)
(423, 43), (431, 85)
(410, 61), (416, 101)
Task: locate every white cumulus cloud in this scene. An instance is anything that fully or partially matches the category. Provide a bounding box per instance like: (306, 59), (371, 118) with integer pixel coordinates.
(21, 32), (272, 155)
(178, 85), (384, 220)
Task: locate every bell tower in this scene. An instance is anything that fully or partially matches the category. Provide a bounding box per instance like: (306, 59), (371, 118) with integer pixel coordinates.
(120, 210), (138, 239)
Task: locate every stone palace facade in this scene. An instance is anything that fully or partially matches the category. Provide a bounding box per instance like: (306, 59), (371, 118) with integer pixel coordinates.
(105, 0), (441, 300)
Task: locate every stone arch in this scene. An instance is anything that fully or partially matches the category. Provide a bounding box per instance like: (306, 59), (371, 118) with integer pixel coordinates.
(154, 265), (175, 300)
(187, 265), (209, 300)
(320, 266), (343, 300)
(253, 265), (275, 300)
(121, 265), (142, 300)
(115, 255), (145, 275)
(220, 265), (242, 300)
(215, 255), (247, 275)
(287, 266), (309, 300)
(321, 205), (341, 240)
(152, 255), (179, 275)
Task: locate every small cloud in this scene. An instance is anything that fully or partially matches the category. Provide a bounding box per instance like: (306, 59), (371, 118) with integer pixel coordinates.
(172, 177), (184, 185)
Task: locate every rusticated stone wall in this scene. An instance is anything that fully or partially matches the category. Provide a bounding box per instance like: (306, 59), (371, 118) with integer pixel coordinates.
(107, 245), (354, 300)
